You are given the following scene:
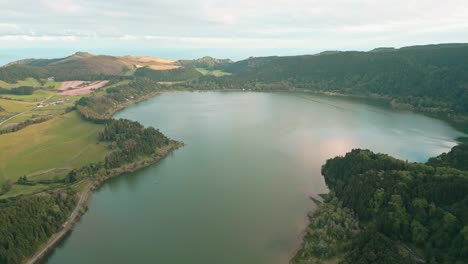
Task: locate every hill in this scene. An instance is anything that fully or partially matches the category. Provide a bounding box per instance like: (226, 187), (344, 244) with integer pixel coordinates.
(295, 144), (468, 263)
(2, 44), (468, 121)
(177, 56), (233, 69)
(216, 44), (468, 117)
(2, 52), (181, 81)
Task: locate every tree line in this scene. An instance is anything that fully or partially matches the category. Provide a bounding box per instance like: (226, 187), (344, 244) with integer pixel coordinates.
(0, 86), (34, 95)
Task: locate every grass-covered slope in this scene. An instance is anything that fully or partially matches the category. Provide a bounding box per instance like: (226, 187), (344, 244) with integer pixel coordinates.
(0, 111), (108, 184)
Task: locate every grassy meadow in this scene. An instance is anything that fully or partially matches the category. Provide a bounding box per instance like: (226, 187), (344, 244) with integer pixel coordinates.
(0, 111), (108, 185)
(0, 98), (36, 112)
(3, 89), (56, 101)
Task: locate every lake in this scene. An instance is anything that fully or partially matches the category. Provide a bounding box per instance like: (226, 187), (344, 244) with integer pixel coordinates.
(44, 92), (464, 264)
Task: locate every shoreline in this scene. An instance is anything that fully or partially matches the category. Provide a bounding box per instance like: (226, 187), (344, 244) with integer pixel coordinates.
(25, 84), (184, 264)
(165, 88), (468, 134)
(102, 90), (162, 119)
(26, 141), (184, 264)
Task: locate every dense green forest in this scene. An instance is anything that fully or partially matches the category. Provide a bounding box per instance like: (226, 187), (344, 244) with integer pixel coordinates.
(427, 143), (468, 171)
(0, 190), (76, 264)
(293, 194), (361, 263)
(296, 143), (468, 263)
(0, 65), (47, 83)
(100, 119), (170, 168)
(64, 119), (171, 183)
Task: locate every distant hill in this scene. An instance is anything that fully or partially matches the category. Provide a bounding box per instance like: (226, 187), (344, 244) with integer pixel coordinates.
(221, 43), (468, 115)
(177, 56), (233, 69)
(1, 44), (468, 118)
(369, 47), (396, 52)
(3, 52), (181, 81)
(316, 50), (342, 55)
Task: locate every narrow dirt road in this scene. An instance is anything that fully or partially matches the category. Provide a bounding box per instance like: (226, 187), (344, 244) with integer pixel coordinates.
(26, 182), (93, 264)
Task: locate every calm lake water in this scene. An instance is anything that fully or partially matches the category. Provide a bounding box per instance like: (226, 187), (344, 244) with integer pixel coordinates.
(45, 92), (464, 264)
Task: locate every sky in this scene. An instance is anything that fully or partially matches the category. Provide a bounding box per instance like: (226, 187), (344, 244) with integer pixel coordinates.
(1, 0), (468, 62)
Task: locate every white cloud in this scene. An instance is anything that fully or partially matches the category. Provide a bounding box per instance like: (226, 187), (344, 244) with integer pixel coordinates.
(0, 23), (19, 29)
(0, 0), (467, 52)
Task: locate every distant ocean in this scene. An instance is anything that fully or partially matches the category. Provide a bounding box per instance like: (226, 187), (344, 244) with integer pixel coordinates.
(0, 47), (319, 66)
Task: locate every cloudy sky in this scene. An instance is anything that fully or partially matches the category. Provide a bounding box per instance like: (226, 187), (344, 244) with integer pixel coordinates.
(1, 0), (468, 61)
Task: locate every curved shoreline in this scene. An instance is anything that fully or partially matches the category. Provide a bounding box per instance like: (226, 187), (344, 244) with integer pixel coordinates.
(24, 88), (184, 264)
(26, 141), (184, 264)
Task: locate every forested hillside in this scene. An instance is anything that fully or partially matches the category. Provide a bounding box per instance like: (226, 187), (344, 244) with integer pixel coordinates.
(0, 65), (47, 83)
(209, 44), (468, 117)
(295, 144), (468, 263)
(427, 143), (468, 171)
(0, 190), (76, 263)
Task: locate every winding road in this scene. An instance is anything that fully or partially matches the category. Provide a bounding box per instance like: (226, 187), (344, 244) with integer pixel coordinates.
(26, 182), (94, 264)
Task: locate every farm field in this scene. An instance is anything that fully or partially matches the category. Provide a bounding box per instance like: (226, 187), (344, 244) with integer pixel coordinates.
(0, 111), (108, 185)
